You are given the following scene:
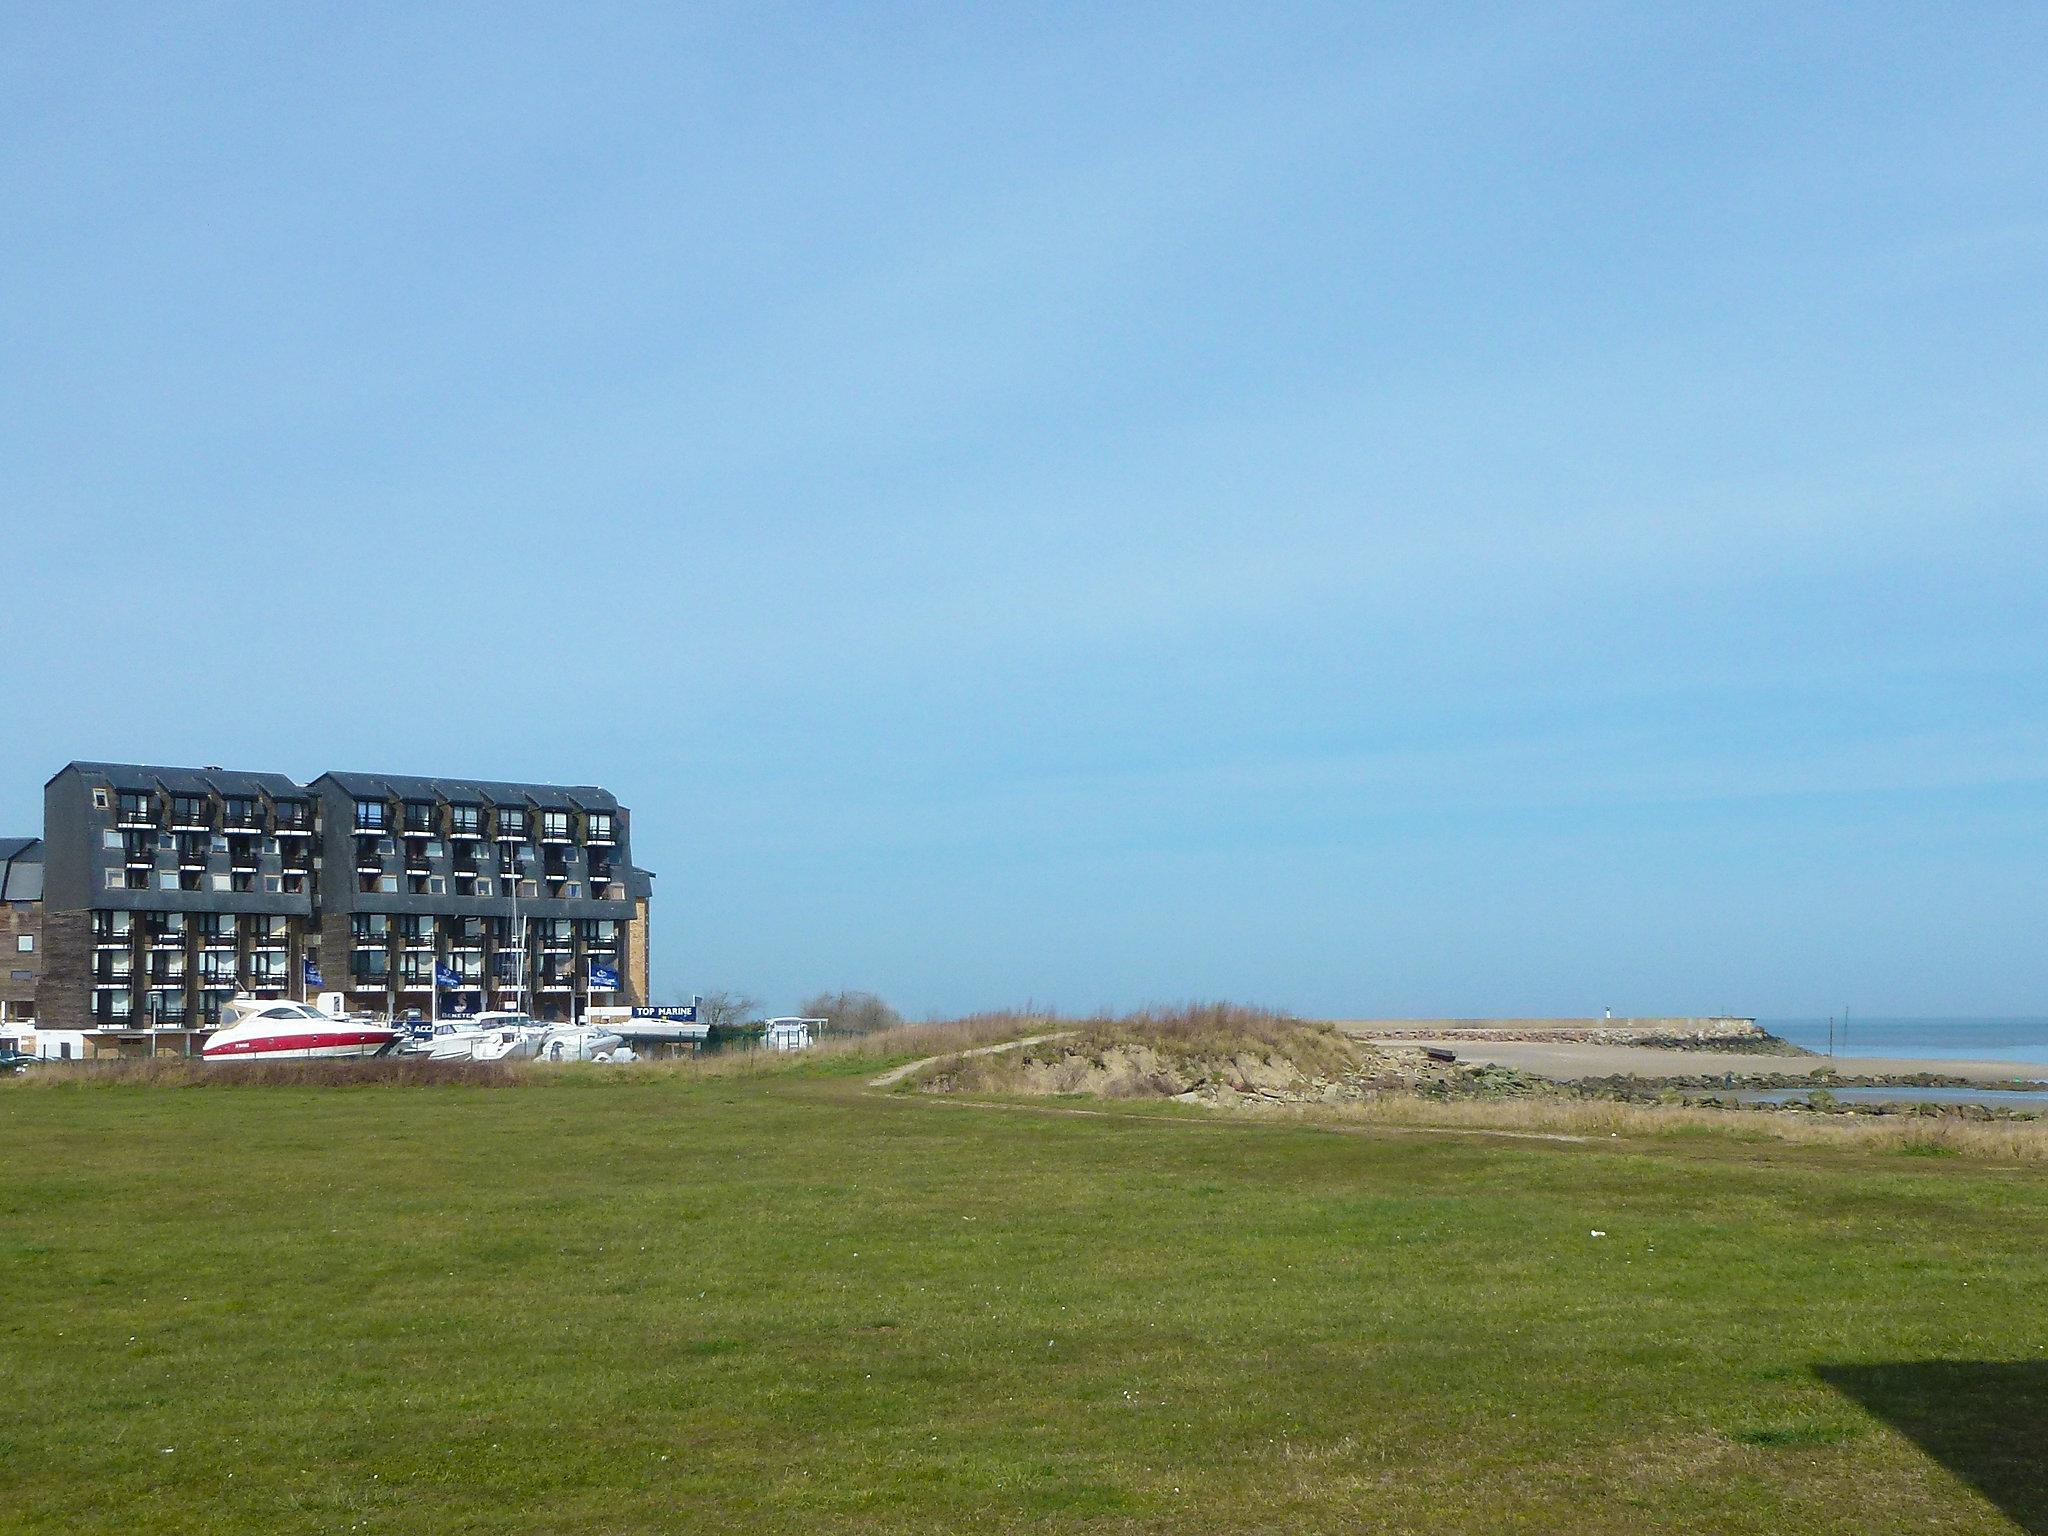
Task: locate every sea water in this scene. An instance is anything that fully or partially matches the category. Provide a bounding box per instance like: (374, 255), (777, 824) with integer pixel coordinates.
(1763, 1017), (2048, 1065)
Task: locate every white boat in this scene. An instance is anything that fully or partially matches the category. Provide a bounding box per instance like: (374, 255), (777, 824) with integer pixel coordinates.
(202, 996), (401, 1062)
(533, 1023), (627, 1062)
(402, 1012), (546, 1062)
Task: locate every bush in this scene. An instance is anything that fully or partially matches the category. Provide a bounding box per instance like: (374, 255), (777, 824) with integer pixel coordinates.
(798, 990), (903, 1035)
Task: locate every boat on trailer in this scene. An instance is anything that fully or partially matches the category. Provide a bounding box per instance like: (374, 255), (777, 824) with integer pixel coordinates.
(201, 996), (401, 1062)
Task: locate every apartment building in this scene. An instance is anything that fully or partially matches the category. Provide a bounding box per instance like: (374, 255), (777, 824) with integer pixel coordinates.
(0, 837), (41, 1030)
(34, 762), (653, 1056)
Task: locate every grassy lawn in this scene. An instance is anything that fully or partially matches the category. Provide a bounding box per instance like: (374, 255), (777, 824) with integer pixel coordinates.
(2, 1058), (2044, 1533)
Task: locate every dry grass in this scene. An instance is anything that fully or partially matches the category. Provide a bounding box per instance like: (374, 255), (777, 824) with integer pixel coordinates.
(7, 1055), (536, 1089)
(913, 1003), (1363, 1096)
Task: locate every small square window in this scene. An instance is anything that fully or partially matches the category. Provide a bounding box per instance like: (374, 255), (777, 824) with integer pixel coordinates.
(378, 875), (399, 893)
(562, 883), (581, 899)
(92, 787), (110, 810)
(106, 870), (125, 889)
(263, 876), (282, 893)
(210, 874), (231, 892)
(102, 829), (122, 850)
(159, 872), (179, 890)
(16, 935), (32, 953)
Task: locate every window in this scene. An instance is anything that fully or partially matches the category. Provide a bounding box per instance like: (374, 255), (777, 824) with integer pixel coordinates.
(541, 811), (571, 840)
(102, 829), (122, 850)
(15, 935), (31, 953)
(106, 870), (126, 889)
(93, 787), (110, 810)
(354, 800), (387, 831)
(586, 813), (614, 842)
(210, 874), (231, 892)
(562, 883), (581, 899)
(159, 872), (179, 890)
(9, 969), (31, 983)
(519, 880), (538, 899)
(378, 875), (398, 893)
(451, 805), (481, 836)
(173, 796), (208, 825)
(427, 877), (446, 896)
(263, 876), (282, 893)
(497, 809), (529, 838)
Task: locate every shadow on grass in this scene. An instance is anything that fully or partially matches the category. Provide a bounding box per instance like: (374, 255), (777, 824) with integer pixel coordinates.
(1818, 1361), (2048, 1533)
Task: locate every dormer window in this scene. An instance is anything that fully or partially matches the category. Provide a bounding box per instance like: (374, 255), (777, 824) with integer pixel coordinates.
(585, 812), (615, 843)
(172, 795), (210, 827)
(117, 791), (155, 824)
(354, 800), (388, 831)
(496, 808), (529, 839)
(403, 801), (436, 833)
(223, 797), (260, 828)
(450, 804), (482, 836)
(541, 810), (571, 841)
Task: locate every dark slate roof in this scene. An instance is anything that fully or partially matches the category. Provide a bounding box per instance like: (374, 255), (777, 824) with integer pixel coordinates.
(0, 837), (42, 902)
(52, 761), (305, 798)
(314, 772), (619, 811)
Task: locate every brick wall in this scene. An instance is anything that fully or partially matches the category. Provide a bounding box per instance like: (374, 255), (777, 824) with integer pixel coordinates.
(34, 909), (91, 1031)
(0, 898), (40, 1022)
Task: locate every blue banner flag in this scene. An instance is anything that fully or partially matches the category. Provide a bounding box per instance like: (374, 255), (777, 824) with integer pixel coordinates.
(434, 962), (462, 990)
(588, 962), (622, 991)
(303, 957), (323, 988)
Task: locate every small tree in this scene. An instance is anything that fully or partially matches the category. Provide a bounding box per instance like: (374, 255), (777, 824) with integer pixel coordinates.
(797, 990), (902, 1036)
(696, 990), (760, 1031)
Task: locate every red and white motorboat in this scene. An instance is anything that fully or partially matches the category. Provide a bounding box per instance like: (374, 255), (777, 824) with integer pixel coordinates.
(201, 995), (401, 1062)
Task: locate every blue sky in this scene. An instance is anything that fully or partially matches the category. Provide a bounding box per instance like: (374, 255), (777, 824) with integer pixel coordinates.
(3, 4), (2043, 1017)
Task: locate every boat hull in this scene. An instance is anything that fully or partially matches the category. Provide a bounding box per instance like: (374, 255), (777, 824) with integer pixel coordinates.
(202, 1027), (399, 1062)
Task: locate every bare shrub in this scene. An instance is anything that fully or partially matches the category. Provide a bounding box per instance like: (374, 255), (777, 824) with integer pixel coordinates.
(798, 990), (904, 1035)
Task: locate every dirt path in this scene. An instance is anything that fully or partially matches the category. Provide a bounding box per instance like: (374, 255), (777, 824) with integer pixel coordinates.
(866, 1031), (1073, 1089)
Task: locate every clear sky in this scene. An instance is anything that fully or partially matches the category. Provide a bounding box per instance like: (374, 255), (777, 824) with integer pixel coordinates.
(3, 5), (2043, 1019)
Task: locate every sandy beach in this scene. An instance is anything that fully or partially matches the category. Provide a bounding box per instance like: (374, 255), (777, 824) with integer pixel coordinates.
(1335, 1032), (2048, 1085)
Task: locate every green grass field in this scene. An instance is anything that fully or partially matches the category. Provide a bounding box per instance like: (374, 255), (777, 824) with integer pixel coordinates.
(3, 1054), (2044, 1533)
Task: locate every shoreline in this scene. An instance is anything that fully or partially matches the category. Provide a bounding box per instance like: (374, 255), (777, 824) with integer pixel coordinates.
(1334, 1031), (2048, 1087)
